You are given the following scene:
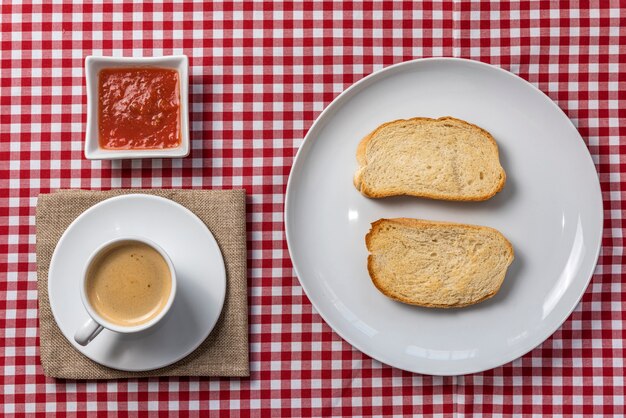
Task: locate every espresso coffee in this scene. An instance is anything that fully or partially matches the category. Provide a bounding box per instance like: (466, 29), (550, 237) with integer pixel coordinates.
(85, 241), (172, 327)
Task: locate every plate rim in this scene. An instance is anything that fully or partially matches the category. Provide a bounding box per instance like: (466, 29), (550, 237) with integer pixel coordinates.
(48, 193), (227, 371)
(284, 57), (603, 375)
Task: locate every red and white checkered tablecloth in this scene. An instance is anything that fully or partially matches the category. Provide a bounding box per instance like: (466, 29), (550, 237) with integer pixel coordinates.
(1, 1), (623, 416)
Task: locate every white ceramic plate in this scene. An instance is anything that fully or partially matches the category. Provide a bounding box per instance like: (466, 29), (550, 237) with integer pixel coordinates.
(48, 194), (226, 371)
(285, 58), (603, 375)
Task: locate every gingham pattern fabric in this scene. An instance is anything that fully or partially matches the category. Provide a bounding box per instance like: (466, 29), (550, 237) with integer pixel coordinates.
(1, 1), (623, 416)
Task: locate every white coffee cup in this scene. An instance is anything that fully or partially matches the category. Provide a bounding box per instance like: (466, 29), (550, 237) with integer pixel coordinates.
(74, 236), (177, 346)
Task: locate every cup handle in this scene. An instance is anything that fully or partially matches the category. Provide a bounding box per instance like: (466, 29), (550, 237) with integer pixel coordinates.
(74, 318), (104, 346)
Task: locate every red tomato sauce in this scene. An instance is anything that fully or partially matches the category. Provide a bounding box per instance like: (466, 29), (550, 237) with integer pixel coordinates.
(98, 68), (181, 150)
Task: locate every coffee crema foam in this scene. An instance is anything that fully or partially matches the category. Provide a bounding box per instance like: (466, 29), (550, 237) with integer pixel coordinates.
(85, 241), (172, 327)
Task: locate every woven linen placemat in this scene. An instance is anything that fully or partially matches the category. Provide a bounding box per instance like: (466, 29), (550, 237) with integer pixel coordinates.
(36, 189), (249, 379)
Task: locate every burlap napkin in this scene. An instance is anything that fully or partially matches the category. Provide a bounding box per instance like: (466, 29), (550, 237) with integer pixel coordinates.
(36, 189), (249, 379)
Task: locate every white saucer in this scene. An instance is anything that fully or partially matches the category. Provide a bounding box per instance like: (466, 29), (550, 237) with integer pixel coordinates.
(48, 194), (226, 371)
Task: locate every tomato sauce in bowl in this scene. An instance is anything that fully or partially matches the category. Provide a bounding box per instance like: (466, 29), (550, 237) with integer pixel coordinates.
(98, 68), (181, 150)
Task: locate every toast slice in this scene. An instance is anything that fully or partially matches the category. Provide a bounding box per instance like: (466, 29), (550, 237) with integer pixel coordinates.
(366, 218), (514, 308)
(354, 117), (506, 201)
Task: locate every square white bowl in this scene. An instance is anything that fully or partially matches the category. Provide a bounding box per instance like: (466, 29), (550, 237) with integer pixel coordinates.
(84, 55), (190, 160)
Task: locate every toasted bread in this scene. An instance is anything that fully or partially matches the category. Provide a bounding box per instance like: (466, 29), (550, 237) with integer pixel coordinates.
(366, 218), (514, 308)
(354, 117), (506, 201)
